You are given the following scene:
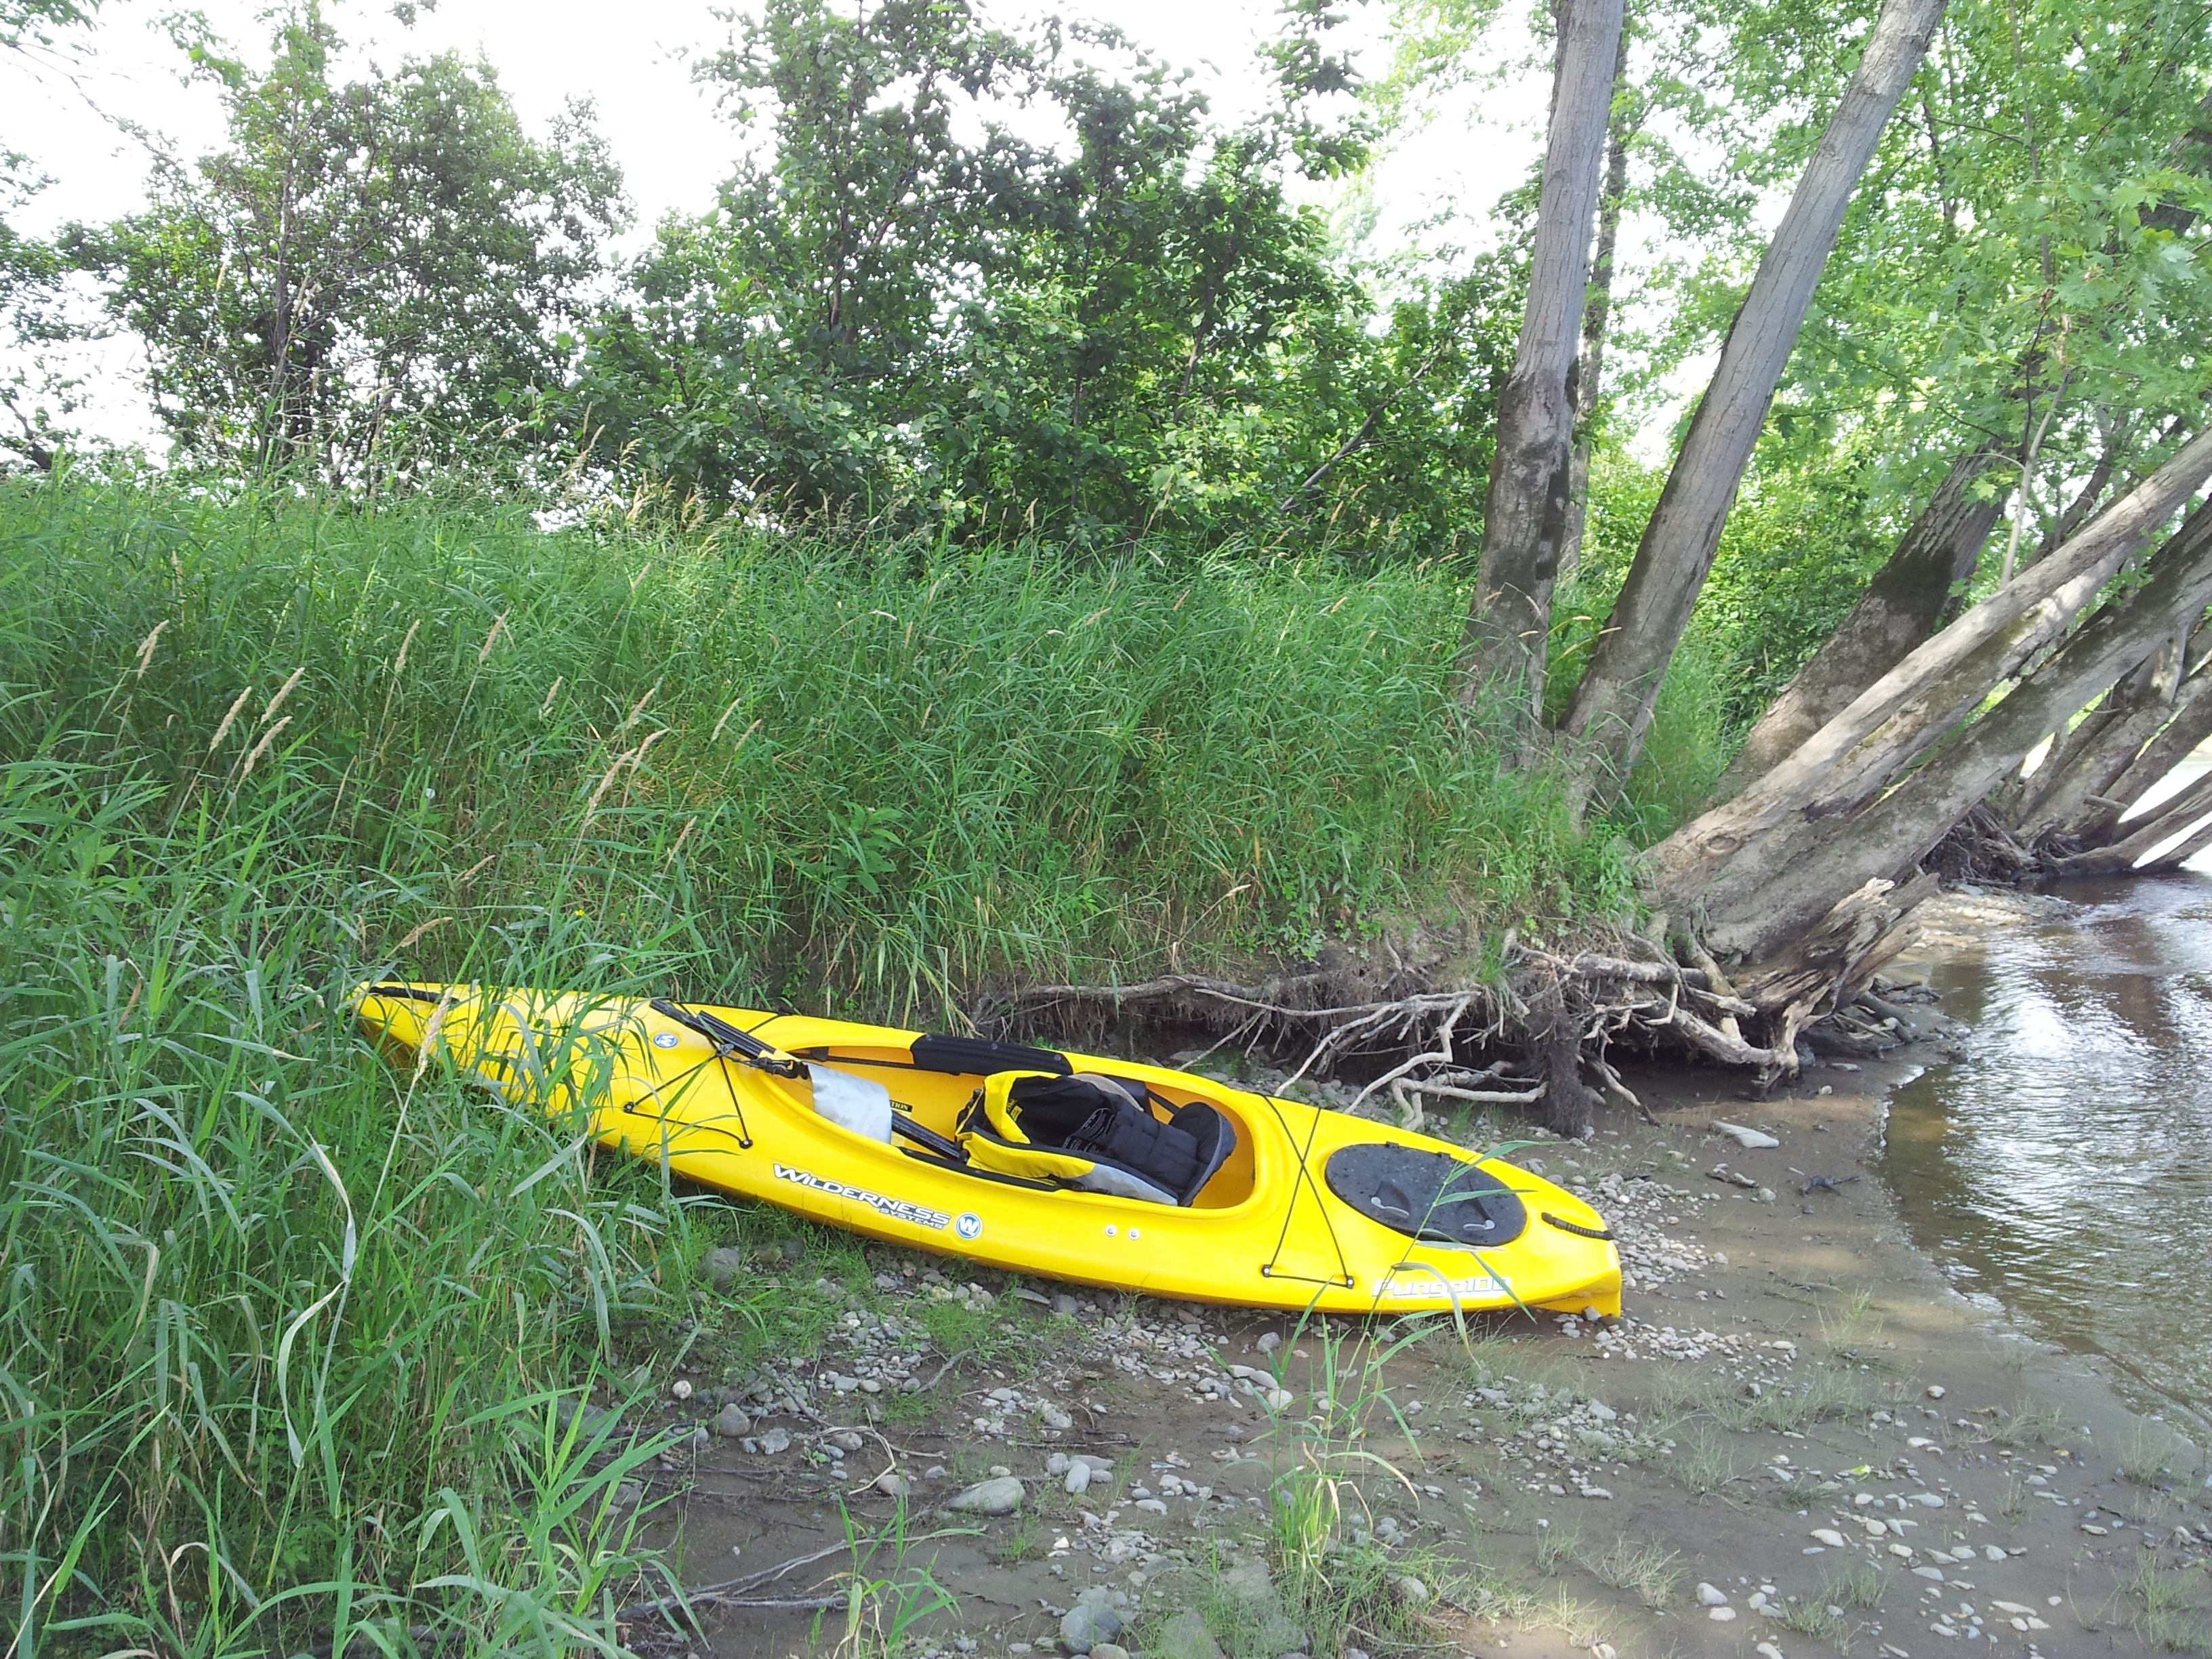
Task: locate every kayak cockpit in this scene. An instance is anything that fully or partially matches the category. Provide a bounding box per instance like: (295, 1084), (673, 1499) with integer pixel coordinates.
(1323, 1141), (1530, 1247)
(777, 1040), (1261, 1210)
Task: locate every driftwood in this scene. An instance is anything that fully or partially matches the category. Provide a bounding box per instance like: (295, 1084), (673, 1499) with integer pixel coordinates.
(2081, 636), (2212, 837)
(619, 1540), (856, 1629)
(987, 935), (1973, 1137)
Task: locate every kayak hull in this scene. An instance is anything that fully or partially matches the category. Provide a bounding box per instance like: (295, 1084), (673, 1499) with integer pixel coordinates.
(353, 983), (1621, 1319)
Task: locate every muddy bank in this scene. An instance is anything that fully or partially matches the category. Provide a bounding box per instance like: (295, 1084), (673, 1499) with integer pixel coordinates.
(614, 982), (2211, 1659)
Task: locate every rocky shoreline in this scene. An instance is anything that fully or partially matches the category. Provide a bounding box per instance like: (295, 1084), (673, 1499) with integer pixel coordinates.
(613, 933), (2210, 1659)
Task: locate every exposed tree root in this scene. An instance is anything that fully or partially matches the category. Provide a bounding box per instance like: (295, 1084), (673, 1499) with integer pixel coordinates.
(975, 929), (1889, 1139)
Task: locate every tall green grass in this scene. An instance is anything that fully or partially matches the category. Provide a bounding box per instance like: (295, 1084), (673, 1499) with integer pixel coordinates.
(4, 480), (1643, 1015)
(0, 754), (699, 1655)
(0, 478), (1663, 1654)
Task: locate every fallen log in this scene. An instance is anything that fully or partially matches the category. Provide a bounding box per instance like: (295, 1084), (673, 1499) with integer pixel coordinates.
(1804, 1021), (1901, 1058)
(2053, 621), (2212, 844)
(1717, 447), (2002, 796)
(2143, 811), (2212, 872)
(2045, 767), (2212, 876)
(1656, 428), (2212, 924)
(2011, 628), (2191, 838)
(1672, 491), (2212, 970)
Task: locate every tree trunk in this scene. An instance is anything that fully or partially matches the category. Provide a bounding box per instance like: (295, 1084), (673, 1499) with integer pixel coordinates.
(1556, 0), (1948, 793)
(1526, 968), (1599, 1137)
(2034, 432), (2123, 562)
(1656, 426), (2212, 924)
(1557, 31), (1637, 588)
(1684, 495), (2212, 972)
(1460, 0), (1626, 724)
(1717, 448), (2001, 795)
(2010, 626), (2186, 839)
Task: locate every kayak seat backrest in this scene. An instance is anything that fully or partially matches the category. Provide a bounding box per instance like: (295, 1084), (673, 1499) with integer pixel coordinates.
(958, 1070), (1236, 1206)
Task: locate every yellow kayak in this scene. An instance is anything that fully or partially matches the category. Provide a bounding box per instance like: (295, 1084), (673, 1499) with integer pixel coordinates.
(353, 983), (1620, 1319)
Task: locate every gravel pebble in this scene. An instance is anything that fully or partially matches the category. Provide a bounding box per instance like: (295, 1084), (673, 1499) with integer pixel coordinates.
(1153, 1611), (1227, 1659)
(703, 1245), (746, 1291)
(1059, 1587), (1124, 1653)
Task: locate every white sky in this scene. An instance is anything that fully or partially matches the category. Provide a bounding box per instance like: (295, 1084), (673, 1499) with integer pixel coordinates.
(5, 0), (1327, 239)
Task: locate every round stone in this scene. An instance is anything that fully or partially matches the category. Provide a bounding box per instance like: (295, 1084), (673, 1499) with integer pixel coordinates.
(944, 1475), (1024, 1515)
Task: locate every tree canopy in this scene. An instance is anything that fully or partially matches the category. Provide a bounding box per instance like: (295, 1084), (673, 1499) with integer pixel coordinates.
(68, 6), (623, 483)
(565, 0), (1511, 546)
(0, 0), (2207, 914)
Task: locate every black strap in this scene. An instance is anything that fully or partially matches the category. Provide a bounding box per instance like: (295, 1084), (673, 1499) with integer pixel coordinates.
(365, 983), (444, 1003)
(651, 1000), (808, 1079)
(891, 1112), (967, 1162)
(898, 1149), (1059, 1191)
(1541, 1212), (1614, 1242)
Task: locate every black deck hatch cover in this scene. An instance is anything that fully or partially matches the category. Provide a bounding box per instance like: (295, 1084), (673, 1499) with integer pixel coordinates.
(1324, 1143), (1529, 1248)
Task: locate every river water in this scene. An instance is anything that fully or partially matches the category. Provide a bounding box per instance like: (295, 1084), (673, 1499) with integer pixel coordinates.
(1881, 842), (2212, 1426)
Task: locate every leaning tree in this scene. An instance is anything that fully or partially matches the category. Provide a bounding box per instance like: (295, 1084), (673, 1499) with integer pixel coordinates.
(1453, 0), (2212, 1115)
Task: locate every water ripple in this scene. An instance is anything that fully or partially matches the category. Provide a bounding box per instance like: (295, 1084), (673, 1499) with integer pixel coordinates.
(1881, 872), (2212, 1422)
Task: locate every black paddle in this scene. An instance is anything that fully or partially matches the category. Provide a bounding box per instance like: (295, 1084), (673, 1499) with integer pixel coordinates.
(650, 999), (808, 1079)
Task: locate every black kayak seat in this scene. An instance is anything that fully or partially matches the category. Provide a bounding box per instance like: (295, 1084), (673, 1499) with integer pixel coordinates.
(960, 1071), (1237, 1206)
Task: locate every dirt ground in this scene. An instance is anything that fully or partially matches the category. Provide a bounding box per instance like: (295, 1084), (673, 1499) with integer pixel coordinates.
(608, 1029), (2212, 1659)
